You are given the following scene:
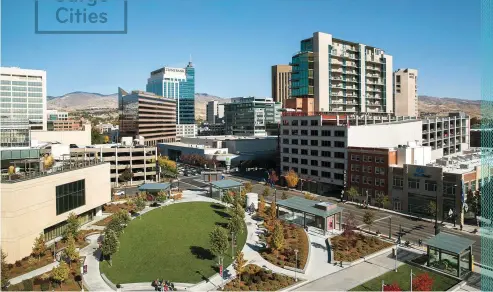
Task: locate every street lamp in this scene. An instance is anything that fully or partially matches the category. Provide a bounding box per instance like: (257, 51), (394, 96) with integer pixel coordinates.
(341, 190), (344, 202)
(365, 190), (369, 208)
(410, 269), (415, 292)
(294, 249), (299, 282)
(231, 232), (235, 259)
(434, 194), (440, 235)
(394, 242), (398, 272)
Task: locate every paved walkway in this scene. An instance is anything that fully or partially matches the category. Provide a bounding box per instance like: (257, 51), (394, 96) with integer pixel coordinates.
(81, 234), (114, 291)
(9, 262), (59, 285)
(293, 247), (420, 291)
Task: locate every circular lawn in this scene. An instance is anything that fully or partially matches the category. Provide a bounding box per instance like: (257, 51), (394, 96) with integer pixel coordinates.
(100, 202), (247, 284)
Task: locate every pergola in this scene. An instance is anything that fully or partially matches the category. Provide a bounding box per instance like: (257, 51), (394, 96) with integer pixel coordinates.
(424, 232), (475, 278)
(276, 197), (344, 234)
(138, 183), (171, 195)
(210, 179), (243, 201)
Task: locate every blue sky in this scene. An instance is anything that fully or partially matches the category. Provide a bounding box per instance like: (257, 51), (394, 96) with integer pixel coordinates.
(2, 0), (480, 99)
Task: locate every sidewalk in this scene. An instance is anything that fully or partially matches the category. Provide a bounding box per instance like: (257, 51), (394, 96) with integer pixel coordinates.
(9, 262), (59, 285)
(80, 234), (114, 291)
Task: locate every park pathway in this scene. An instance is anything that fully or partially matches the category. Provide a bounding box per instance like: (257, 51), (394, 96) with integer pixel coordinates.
(9, 262), (59, 285)
(80, 234), (114, 291)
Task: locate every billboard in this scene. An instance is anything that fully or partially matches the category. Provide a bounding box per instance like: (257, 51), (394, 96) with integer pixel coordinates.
(163, 67), (186, 79)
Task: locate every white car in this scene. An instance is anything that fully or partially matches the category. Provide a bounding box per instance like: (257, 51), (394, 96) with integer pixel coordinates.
(114, 191), (125, 196)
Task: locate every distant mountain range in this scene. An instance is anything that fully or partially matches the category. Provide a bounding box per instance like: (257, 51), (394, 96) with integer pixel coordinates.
(47, 91), (483, 118)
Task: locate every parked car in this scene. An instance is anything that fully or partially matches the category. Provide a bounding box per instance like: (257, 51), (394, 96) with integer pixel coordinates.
(114, 190), (125, 196)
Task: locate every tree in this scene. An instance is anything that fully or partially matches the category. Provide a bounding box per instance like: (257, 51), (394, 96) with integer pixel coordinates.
(412, 273), (434, 291)
(133, 196), (146, 212)
(233, 251), (247, 288)
(376, 194), (390, 208)
(51, 261), (70, 288)
(244, 182), (253, 193)
(232, 200), (245, 220)
(1, 250), (10, 288)
(119, 166), (133, 188)
(258, 195), (266, 216)
(467, 189), (481, 224)
(281, 192), (288, 200)
(269, 170), (279, 186)
(209, 227), (229, 270)
(43, 154), (54, 170)
(383, 283), (402, 292)
(343, 211), (357, 239)
(91, 128), (105, 144)
(363, 211), (376, 232)
(284, 169), (299, 188)
(262, 187), (271, 198)
(104, 135), (110, 143)
(63, 212), (80, 239)
(427, 201), (437, 218)
(7, 165), (15, 175)
(64, 235), (79, 267)
(32, 233), (48, 260)
(157, 155), (177, 180)
(269, 200), (277, 221)
(113, 209), (131, 226)
(228, 214), (245, 235)
(101, 229), (119, 266)
(347, 187), (359, 202)
(271, 221), (285, 252)
(106, 218), (125, 236)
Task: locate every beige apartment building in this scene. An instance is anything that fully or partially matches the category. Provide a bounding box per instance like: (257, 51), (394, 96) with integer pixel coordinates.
(1, 163), (111, 262)
(394, 68), (418, 117)
(271, 65), (292, 106)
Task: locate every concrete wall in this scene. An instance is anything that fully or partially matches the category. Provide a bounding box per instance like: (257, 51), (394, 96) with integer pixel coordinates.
(347, 121), (422, 148)
(313, 32), (331, 112)
(31, 124), (91, 146)
(1, 163), (111, 262)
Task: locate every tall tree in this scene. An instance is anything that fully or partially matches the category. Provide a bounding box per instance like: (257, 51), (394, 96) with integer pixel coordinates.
(343, 211), (357, 239)
(233, 251), (247, 288)
(113, 209), (131, 226)
(243, 182), (253, 193)
(347, 187), (359, 202)
(376, 194), (390, 208)
(119, 166), (133, 188)
(64, 235), (79, 267)
(157, 155), (178, 181)
(271, 221), (285, 253)
(133, 196), (146, 212)
(32, 233), (48, 260)
(1, 250), (10, 288)
(101, 229), (120, 266)
(209, 227), (229, 270)
(363, 211), (376, 232)
(269, 170), (279, 186)
(91, 128), (105, 144)
(427, 201), (437, 218)
(63, 212), (80, 239)
(51, 261), (69, 288)
(228, 214), (245, 235)
(284, 169), (299, 188)
(269, 200), (277, 221)
(258, 195), (266, 216)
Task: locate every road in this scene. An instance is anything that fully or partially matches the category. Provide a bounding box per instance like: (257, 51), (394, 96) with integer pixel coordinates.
(122, 174), (484, 262)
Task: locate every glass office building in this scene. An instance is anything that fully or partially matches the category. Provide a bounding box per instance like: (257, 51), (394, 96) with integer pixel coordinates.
(146, 62), (195, 124)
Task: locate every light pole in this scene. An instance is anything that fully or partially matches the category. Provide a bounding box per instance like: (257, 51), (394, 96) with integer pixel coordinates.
(434, 194), (440, 235)
(394, 243), (398, 272)
(294, 249), (299, 282)
(231, 232), (235, 259)
(341, 190), (344, 202)
(365, 190), (369, 208)
(410, 269), (415, 292)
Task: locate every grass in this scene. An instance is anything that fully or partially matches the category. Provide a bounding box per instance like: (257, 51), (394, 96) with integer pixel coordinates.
(349, 264), (460, 291)
(100, 202), (247, 284)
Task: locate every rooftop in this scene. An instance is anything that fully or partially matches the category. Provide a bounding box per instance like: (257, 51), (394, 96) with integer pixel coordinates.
(138, 183), (171, 192)
(158, 142), (228, 151)
(276, 196), (343, 218)
(183, 136), (278, 141)
(427, 148), (493, 174)
(425, 232), (475, 254)
(211, 179), (243, 189)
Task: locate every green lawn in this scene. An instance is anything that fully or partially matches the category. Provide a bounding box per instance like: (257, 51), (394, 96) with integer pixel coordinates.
(100, 202), (247, 284)
(350, 264), (460, 291)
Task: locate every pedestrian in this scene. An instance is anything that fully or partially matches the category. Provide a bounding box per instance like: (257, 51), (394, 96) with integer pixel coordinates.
(418, 239), (422, 247)
(460, 223), (463, 231)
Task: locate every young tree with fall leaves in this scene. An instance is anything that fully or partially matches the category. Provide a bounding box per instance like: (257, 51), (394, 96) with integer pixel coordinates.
(412, 273), (434, 291)
(1, 250), (10, 288)
(284, 169), (299, 188)
(51, 261), (70, 288)
(32, 233), (48, 260)
(258, 195), (266, 216)
(64, 235), (79, 267)
(271, 221), (285, 253)
(269, 200), (277, 221)
(383, 283), (402, 292)
(233, 251), (247, 288)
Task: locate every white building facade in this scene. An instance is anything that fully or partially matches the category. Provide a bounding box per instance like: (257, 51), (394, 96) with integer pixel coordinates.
(206, 100), (225, 124)
(394, 68), (418, 117)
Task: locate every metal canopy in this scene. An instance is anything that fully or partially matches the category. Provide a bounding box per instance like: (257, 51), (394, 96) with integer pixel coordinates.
(276, 196), (343, 218)
(138, 183), (171, 192)
(425, 232), (475, 254)
(210, 179), (243, 189)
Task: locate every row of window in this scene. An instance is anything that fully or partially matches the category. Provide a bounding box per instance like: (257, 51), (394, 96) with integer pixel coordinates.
(282, 129), (335, 137)
(282, 139), (345, 148)
(282, 166), (344, 180)
(350, 154), (385, 163)
(351, 175), (386, 186)
(350, 164), (386, 175)
(1, 92), (44, 97)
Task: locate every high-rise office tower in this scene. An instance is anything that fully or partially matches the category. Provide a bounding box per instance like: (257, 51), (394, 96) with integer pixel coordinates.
(394, 69), (418, 117)
(291, 32), (393, 114)
(118, 88), (177, 146)
(206, 101), (224, 124)
(271, 65), (292, 106)
(146, 62), (195, 124)
(0, 67), (47, 131)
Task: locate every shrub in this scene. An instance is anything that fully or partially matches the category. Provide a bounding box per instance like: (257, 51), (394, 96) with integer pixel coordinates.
(22, 279), (33, 291)
(40, 282), (50, 291)
(15, 261), (22, 267)
(27, 257), (37, 266)
(242, 273), (251, 285)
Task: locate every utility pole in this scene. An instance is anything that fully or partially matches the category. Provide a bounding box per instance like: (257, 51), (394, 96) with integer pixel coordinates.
(435, 195), (440, 235)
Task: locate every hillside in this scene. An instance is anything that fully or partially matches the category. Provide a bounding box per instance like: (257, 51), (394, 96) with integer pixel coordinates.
(418, 96), (481, 118)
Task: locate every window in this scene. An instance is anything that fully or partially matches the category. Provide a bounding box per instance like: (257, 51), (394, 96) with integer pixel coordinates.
(311, 130), (319, 136)
(443, 182), (456, 196)
(334, 173), (344, 180)
(335, 131), (345, 137)
(56, 180), (86, 215)
(393, 177), (403, 188)
(291, 120), (298, 126)
(334, 141), (345, 148)
(321, 151), (331, 157)
(301, 130), (308, 135)
(291, 158), (298, 163)
(301, 168), (308, 174)
(425, 180), (437, 191)
(311, 150), (318, 156)
(322, 171), (331, 178)
(291, 139), (298, 145)
(301, 120), (308, 126)
(362, 165), (367, 172)
(351, 154), (360, 161)
(380, 179), (385, 186)
(375, 178), (380, 186)
(293, 167), (298, 172)
(310, 140), (318, 146)
(283, 139), (289, 144)
(322, 141), (331, 147)
(311, 160), (318, 166)
(334, 152), (345, 159)
(368, 166), (372, 173)
(322, 161), (331, 167)
(322, 130), (331, 136)
(408, 178), (419, 189)
(283, 157), (289, 162)
(367, 156), (373, 162)
(301, 159), (308, 165)
(396, 75), (401, 83)
(283, 148), (289, 153)
(283, 166), (289, 171)
(335, 163), (344, 169)
(311, 170), (318, 176)
(291, 148), (298, 154)
(291, 130), (298, 135)
(311, 120), (318, 126)
(301, 139), (308, 145)
(363, 156), (368, 162)
(301, 149), (308, 155)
